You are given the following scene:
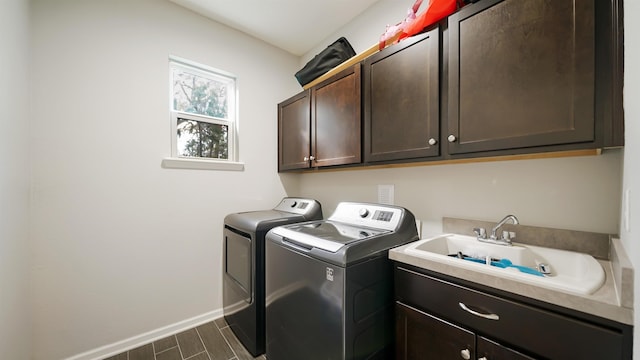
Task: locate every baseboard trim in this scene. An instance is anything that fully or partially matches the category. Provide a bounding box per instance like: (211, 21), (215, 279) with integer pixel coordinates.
(64, 309), (223, 360)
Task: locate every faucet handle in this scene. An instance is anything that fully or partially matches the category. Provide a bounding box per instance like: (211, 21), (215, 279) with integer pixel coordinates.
(473, 227), (487, 239)
(501, 231), (516, 243)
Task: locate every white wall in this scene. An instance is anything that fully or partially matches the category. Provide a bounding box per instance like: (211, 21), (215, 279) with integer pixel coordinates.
(301, 0), (411, 65)
(299, 152), (623, 236)
(0, 0), (32, 359)
(621, 0), (640, 357)
(30, 0), (300, 358)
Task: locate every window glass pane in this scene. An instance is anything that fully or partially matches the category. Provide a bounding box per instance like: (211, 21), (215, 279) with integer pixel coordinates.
(177, 118), (228, 159)
(172, 67), (229, 119)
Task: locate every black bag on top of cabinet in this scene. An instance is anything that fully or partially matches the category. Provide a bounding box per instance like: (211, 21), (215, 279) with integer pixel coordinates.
(294, 37), (356, 86)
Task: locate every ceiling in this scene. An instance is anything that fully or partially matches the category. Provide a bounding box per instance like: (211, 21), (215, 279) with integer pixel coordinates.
(169, 0), (381, 56)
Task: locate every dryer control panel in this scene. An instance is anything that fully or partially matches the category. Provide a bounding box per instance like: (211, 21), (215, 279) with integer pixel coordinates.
(328, 202), (405, 231)
(273, 197), (323, 216)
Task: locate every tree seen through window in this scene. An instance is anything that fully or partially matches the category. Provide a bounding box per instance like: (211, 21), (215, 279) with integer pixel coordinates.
(171, 61), (234, 160)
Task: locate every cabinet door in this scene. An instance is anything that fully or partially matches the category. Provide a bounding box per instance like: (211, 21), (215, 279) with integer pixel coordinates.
(477, 336), (536, 360)
(395, 265), (627, 360)
(447, 0), (595, 154)
(312, 65), (361, 167)
(278, 90), (311, 171)
(364, 28), (440, 163)
(396, 302), (475, 360)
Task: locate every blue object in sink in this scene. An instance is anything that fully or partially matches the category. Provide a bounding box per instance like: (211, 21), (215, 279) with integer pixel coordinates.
(490, 258), (544, 277)
(450, 253), (544, 277)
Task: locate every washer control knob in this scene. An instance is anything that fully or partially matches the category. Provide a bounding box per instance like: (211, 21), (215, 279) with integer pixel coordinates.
(359, 208), (370, 218)
(290, 201), (298, 208)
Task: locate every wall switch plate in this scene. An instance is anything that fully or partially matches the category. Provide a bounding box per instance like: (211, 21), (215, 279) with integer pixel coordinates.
(378, 184), (394, 205)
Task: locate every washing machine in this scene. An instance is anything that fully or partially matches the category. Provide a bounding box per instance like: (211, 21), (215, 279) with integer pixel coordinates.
(265, 202), (418, 360)
(222, 197), (322, 356)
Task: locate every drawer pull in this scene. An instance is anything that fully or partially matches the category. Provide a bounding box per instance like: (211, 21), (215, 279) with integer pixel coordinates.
(459, 302), (499, 320)
(460, 348), (471, 359)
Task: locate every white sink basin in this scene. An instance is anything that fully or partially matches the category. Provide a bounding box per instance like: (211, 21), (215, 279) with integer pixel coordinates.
(404, 234), (605, 295)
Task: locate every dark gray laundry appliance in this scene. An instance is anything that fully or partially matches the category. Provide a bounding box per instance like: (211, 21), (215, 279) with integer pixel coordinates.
(265, 202), (418, 360)
(223, 197), (322, 357)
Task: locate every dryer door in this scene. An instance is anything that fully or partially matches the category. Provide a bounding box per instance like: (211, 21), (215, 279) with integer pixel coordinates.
(224, 225), (252, 305)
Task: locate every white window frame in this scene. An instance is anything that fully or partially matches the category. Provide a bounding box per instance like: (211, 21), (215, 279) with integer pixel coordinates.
(163, 56), (244, 171)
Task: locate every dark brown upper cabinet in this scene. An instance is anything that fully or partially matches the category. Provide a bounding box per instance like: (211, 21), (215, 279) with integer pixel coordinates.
(446, 0), (623, 155)
(278, 90), (311, 171)
(278, 0), (623, 172)
(312, 64), (362, 167)
(278, 65), (361, 171)
(363, 28), (440, 163)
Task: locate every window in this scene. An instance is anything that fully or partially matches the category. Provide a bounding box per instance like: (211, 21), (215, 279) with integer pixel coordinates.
(165, 57), (242, 170)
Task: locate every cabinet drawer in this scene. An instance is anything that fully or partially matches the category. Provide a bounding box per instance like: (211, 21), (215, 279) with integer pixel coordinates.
(395, 266), (625, 359)
(396, 302), (475, 360)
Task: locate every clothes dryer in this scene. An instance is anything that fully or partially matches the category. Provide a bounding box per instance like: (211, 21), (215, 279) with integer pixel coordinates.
(223, 197), (322, 356)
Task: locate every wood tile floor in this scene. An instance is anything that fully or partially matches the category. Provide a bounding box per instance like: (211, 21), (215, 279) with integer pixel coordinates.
(104, 317), (265, 360)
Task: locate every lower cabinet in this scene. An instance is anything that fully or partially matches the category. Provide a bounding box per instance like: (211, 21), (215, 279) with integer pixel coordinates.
(396, 302), (533, 360)
(394, 264), (632, 360)
(477, 335), (534, 360)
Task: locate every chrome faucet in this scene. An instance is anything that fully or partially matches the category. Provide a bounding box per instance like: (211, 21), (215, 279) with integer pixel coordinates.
(473, 214), (519, 246)
(490, 215), (519, 240)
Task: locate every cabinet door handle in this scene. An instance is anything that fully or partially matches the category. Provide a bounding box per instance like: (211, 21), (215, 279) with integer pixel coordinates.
(459, 302), (499, 320)
(428, 138), (437, 146)
(303, 156), (309, 161)
(478, 357), (488, 360)
(309, 155), (315, 161)
(460, 348), (471, 360)
(448, 134), (457, 143)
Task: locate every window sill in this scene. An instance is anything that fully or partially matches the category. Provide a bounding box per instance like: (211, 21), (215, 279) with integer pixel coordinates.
(162, 157), (245, 171)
